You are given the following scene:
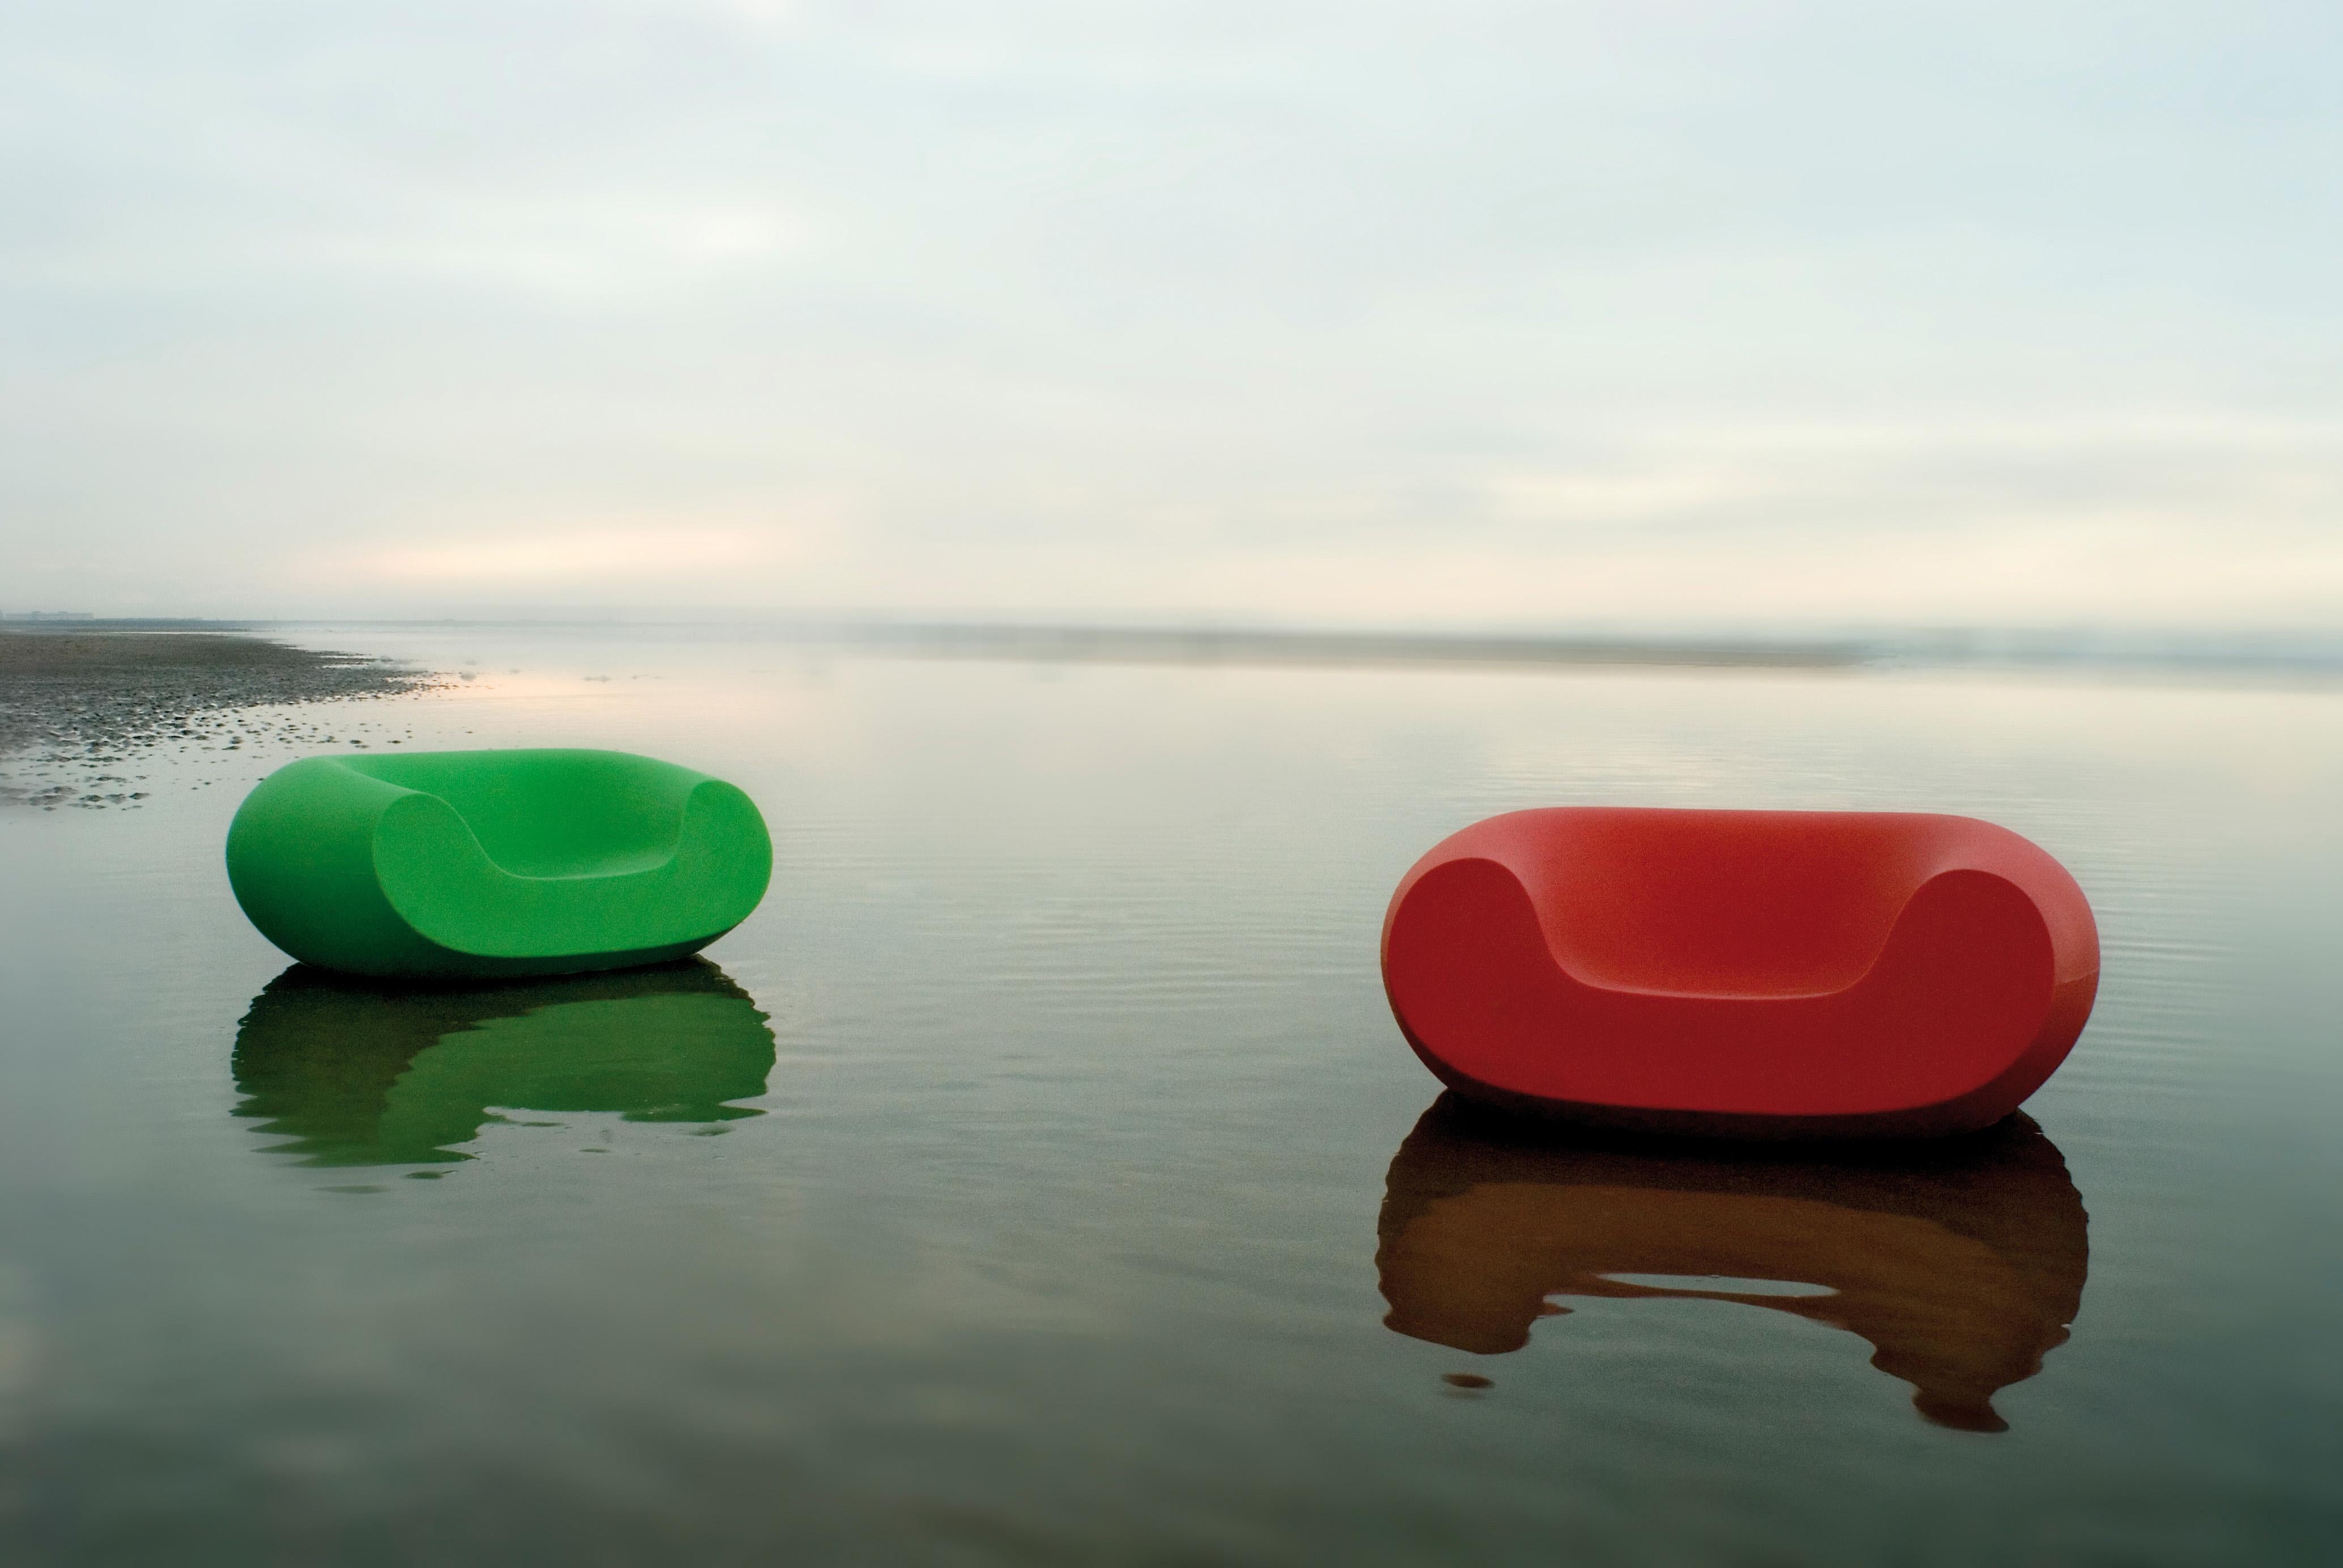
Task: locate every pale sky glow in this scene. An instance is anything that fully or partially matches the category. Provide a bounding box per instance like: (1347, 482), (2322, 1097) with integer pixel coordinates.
(338, 520), (817, 584)
(3, 1), (2340, 628)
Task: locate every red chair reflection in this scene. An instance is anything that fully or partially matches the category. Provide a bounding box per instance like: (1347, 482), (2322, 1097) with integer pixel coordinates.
(1376, 1095), (2089, 1431)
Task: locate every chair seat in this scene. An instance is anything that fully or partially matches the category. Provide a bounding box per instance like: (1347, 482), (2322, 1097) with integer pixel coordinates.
(227, 749), (771, 979)
(1381, 808), (2098, 1137)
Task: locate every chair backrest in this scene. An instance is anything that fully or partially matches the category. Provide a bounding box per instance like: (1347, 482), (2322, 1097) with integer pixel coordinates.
(1508, 809), (1971, 998)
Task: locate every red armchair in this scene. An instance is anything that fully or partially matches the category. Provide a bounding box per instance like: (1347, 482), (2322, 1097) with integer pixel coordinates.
(1381, 809), (2099, 1138)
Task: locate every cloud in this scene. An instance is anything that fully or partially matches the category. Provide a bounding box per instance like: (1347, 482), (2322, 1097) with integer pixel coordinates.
(2, 2), (2341, 627)
(267, 197), (817, 301)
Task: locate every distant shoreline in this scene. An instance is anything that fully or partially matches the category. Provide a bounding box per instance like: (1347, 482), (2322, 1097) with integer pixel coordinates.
(32, 615), (2343, 681)
(3, 616), (1866, 671)
(791, 621), (1865, 672)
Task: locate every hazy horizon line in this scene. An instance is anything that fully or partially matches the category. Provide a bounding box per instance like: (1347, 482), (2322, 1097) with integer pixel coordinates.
(13, 611), (2343, 681)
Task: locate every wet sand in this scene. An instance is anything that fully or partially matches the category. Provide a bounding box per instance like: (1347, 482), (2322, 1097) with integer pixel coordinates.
(0, 625), (445, 809)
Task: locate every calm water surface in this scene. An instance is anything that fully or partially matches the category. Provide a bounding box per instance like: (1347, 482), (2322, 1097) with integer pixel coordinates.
(3, 628), (2339, 1564)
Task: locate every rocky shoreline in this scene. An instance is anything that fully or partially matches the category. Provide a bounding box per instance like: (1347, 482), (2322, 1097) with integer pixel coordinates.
(0, 626), (445, 809)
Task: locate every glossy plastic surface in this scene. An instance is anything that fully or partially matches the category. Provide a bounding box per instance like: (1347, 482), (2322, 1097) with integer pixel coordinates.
(1381, 808), (2099, 1137)
(226, 749), (771, 979)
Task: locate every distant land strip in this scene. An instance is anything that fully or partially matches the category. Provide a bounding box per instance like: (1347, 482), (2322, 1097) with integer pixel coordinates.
(794, 622), (1868, 672)
(2, 617), (1871, 670)
(15, 617), (2343, 682)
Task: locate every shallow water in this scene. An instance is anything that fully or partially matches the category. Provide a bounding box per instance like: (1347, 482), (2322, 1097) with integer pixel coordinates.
(3, 628), (2338, 1563)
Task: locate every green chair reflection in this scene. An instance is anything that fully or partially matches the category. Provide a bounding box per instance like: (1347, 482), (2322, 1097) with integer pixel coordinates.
(1377, 1094), (2087, 1431)
(232, 959), (776, 1167)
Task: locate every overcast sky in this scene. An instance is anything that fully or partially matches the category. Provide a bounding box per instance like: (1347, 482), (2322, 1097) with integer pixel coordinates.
(3, 1), (2339, 627)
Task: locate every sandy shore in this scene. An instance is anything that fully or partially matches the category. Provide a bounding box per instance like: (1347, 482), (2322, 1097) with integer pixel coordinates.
(0, 626), (444, 809)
